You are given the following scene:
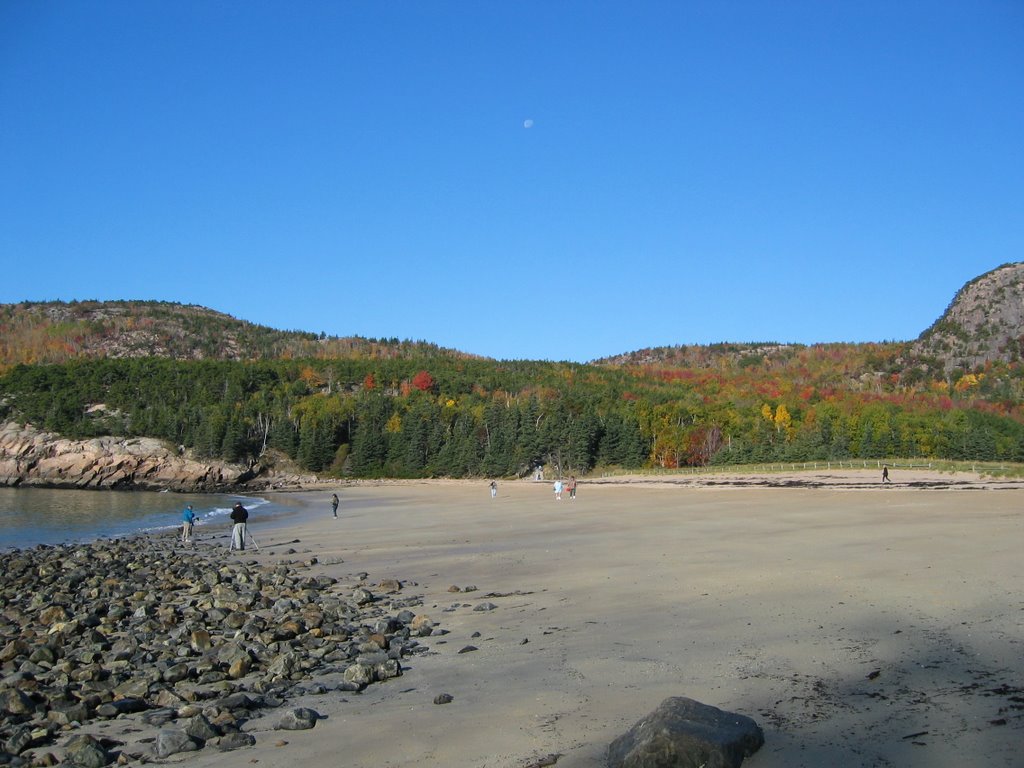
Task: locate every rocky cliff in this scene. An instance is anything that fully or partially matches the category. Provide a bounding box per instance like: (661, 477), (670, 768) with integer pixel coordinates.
(0, 421), (269, 492)
(912, 262), (1024, 372)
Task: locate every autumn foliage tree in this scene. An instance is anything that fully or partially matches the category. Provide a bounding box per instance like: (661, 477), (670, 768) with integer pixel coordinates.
(411, 370), (435, 392)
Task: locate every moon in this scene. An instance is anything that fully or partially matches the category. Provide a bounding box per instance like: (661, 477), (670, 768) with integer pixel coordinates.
(523, 119), (534, 129)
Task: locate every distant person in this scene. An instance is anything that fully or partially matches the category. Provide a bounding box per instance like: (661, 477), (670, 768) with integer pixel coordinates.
(181, 504), (196, 543)
(230, 502), (249, 551)
(331, 493), (339, 518)
(490, 480), (497, 498)
(554, 479), (563, 500)
(882, 466), (891, 484)
(567, 475), (577, 500)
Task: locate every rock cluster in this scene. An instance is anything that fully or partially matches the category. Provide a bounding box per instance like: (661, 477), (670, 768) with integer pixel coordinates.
(0, 534), (434, 765)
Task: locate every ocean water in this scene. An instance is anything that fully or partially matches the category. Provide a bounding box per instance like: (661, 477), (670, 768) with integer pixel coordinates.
(0, 487), (299, 551)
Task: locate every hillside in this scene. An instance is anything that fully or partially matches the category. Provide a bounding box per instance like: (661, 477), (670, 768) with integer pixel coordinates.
(0, 300), (478, 369)
(593, 340), (909, 372)
(911, 262), (1024, 372)
(3, 266), (1024, 482)
(597, 262), (1024, 377)
(4, 264), (1023, 376)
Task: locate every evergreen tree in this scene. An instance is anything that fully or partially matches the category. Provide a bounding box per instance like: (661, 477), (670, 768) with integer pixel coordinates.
(349, 393), (390, 475)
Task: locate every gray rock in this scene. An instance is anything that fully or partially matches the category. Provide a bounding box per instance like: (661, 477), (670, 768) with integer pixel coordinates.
(343, 662), (376, 688)
(216, 642), (251, 666)
(267, 650), (302, 679)
(275, 707), (321, 730)
(352, 588), (374, 605)
(154, 728), (200, 758)
(53, 701), (90, 725)
(63, 734), (109, 768)
(218, 731), (256, 751)
(162, 661), (190, 683)
(220, 692), (260, 711)
(607, 697), (764, 768)
(375, 658), (402, 680)
(95, 697), (149, 717)
(4, 725), (33, 755)
(433, 693), (454, 704)
(184, 713), (220, 743)
(140, 708), (175, 727)
(0, 639), (30, 663)
(0, 688), (34, 716)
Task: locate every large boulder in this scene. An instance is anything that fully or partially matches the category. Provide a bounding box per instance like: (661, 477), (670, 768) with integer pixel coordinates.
(607, 697), (763, 768)
(63, 734), (110, 768)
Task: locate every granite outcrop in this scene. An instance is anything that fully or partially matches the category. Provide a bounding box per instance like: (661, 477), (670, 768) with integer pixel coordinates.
(0, 422), (276, 492)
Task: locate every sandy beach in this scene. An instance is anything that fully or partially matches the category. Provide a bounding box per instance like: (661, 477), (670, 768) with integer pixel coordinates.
(85, 470), (1023, 767)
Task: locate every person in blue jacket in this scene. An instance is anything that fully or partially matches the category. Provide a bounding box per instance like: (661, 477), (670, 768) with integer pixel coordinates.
(181, 504), (196, 543)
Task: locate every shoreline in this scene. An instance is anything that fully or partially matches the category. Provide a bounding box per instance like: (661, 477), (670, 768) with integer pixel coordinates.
(264, 466), (1024, 494)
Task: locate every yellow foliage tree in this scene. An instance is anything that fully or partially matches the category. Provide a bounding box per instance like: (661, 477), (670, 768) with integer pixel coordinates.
(953, 373), (983, 393)
(300, 366), (325, 388)
(774, 404), (792, 434)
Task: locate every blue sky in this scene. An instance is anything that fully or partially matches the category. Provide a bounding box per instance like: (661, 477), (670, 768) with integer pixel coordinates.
(1, 2), (1021, 362)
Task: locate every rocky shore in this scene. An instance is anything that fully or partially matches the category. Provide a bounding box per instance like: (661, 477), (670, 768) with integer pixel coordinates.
(0, 422), (312, 492)
(0, 531), (436, 766)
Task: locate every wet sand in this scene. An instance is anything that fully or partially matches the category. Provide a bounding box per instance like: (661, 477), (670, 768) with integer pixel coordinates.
(153, 471), (1024, 766)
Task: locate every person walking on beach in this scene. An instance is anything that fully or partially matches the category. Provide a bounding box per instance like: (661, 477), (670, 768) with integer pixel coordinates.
(331, 493), (339, 518)
(882, 465), (891, 484)
(181, 504), (196, 543)
(566, 475), (577, 500)
(230, 502), (248, 551)
(554, 479), (563, 500)
(490, 480), (497, 498)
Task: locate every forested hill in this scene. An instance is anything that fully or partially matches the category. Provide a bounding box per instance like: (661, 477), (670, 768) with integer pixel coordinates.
(0, 300), (478, 367)
(3, 265), (1024, 480)
(4, 263), (1024, 373)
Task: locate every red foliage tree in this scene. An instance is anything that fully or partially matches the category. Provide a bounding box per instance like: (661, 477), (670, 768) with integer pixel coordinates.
(411, 370), (435, 392)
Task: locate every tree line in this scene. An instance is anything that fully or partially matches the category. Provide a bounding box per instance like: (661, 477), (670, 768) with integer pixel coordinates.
(2, 353), (1023, 478)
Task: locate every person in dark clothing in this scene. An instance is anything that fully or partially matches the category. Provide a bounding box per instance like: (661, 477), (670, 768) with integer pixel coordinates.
(230, 502), (248, 550)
